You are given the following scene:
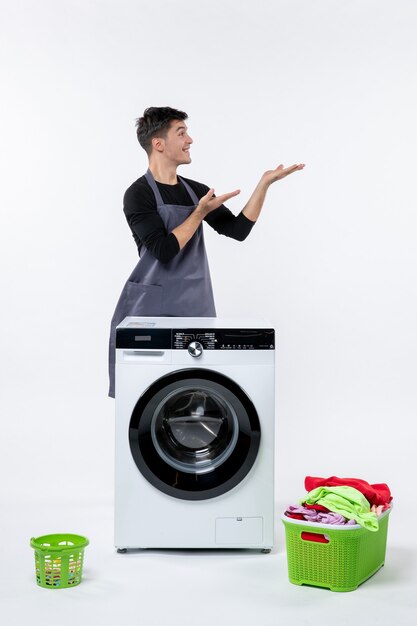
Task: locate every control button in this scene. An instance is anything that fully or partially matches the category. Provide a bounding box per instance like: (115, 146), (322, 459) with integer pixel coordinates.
(188, 341), (203, 358)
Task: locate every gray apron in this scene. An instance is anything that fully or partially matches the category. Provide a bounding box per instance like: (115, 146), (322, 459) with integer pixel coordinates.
(108, 169), (216, 397)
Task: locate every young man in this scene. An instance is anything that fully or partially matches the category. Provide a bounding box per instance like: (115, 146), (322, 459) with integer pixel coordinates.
(108, 106), (304, 397)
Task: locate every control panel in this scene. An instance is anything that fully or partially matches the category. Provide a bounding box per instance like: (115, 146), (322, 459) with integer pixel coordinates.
(116, 327), (274, 350)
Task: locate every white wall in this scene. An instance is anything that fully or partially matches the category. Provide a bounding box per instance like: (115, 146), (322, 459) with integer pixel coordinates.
(1, 0), (416, 517)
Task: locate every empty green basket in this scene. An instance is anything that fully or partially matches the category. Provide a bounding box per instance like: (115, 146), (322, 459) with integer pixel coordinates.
(30, 534), (89, 589)
(281, 508), (391, 592)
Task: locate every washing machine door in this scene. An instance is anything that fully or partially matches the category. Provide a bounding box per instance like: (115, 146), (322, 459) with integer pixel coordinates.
(129, 368), (261, 500)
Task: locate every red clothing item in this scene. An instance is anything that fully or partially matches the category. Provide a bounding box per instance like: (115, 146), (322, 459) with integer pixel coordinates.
(301, 532), (329, 544)
(285, 512), (305, 521)
(303, 503), (330, 513)
(304, 476), (392, 506)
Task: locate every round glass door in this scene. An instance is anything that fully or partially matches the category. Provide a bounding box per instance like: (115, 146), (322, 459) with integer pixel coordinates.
(129, 369), (261, 500)
(152, 386), (239, 474)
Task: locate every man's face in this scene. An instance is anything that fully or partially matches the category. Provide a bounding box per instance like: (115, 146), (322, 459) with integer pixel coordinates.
(159, 119), (193, 165)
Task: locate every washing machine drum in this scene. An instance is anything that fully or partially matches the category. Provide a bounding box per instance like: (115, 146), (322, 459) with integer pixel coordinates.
(129, 369), (261, 500)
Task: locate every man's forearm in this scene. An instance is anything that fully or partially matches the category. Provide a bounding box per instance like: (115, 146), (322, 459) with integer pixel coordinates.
(171, 207), (207, 250)
(242, 180), (269, 222)
(242, 163), (305, 222)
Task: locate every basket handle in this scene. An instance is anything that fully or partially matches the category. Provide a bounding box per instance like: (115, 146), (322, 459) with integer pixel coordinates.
(301, 531), (330, 544)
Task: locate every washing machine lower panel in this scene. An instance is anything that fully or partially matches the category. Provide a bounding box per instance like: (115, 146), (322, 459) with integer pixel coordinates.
(114, 448), (274, 549)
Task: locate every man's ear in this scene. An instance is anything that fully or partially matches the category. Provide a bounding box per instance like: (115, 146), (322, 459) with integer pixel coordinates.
(151, 136), (164, 153)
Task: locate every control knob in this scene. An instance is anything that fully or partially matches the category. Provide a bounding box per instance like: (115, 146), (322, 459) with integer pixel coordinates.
(188, 341), (203, 358)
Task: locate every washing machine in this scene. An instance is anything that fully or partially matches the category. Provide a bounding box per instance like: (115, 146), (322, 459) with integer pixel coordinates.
(114, 317), (275, 551)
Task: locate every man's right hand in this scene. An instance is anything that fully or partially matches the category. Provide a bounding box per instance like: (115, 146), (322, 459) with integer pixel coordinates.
(196, 188), (241, 217)
(172, 188), (240, 251)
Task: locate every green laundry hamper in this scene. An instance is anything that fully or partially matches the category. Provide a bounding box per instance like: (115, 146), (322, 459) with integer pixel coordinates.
(281, 507), (391, 592)
(30, 534), (89, 589)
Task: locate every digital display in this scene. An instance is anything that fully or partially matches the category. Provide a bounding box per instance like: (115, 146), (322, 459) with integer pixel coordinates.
(134, 335), (152, 342)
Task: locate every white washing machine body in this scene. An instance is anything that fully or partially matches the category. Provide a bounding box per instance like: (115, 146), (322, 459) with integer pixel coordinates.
(115, 317), (275, 550)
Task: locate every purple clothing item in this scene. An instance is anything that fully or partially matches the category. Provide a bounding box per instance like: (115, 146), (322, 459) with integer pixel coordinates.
(316, 512), (357, 525)
(285, 505), (357, 525)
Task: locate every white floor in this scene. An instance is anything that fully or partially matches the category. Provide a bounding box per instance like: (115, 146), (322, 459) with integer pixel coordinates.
(2, 497), (416, 626)
(2, 384), (416, 624)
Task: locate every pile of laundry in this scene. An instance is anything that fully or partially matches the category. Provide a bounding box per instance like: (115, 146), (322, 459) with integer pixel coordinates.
(284, 476), (392, 532)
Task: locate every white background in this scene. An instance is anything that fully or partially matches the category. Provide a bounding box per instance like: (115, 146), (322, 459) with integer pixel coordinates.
(1, 0), (416, 623)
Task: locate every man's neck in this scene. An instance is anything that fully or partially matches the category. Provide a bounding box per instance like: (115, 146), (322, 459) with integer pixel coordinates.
(148, 162), (178, 185)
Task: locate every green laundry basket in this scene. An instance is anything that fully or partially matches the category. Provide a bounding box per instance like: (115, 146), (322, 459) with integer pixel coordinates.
(281, 508), (391, 592)
(30, 534), (89, 589)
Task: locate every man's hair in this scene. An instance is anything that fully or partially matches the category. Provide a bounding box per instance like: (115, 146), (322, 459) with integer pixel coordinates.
(135, 107), (188, 155)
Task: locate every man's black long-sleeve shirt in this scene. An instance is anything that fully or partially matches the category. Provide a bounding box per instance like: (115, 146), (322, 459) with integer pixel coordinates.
(123, 174), (255, 263)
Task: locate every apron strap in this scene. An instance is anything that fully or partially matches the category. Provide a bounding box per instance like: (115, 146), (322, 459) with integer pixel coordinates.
(177, 176), (199, 206)
(145, 169), (200, 207)
(145, 169), (164, 206)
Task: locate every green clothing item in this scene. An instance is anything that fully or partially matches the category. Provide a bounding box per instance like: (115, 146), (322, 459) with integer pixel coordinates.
(303, 485), (379, 531)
